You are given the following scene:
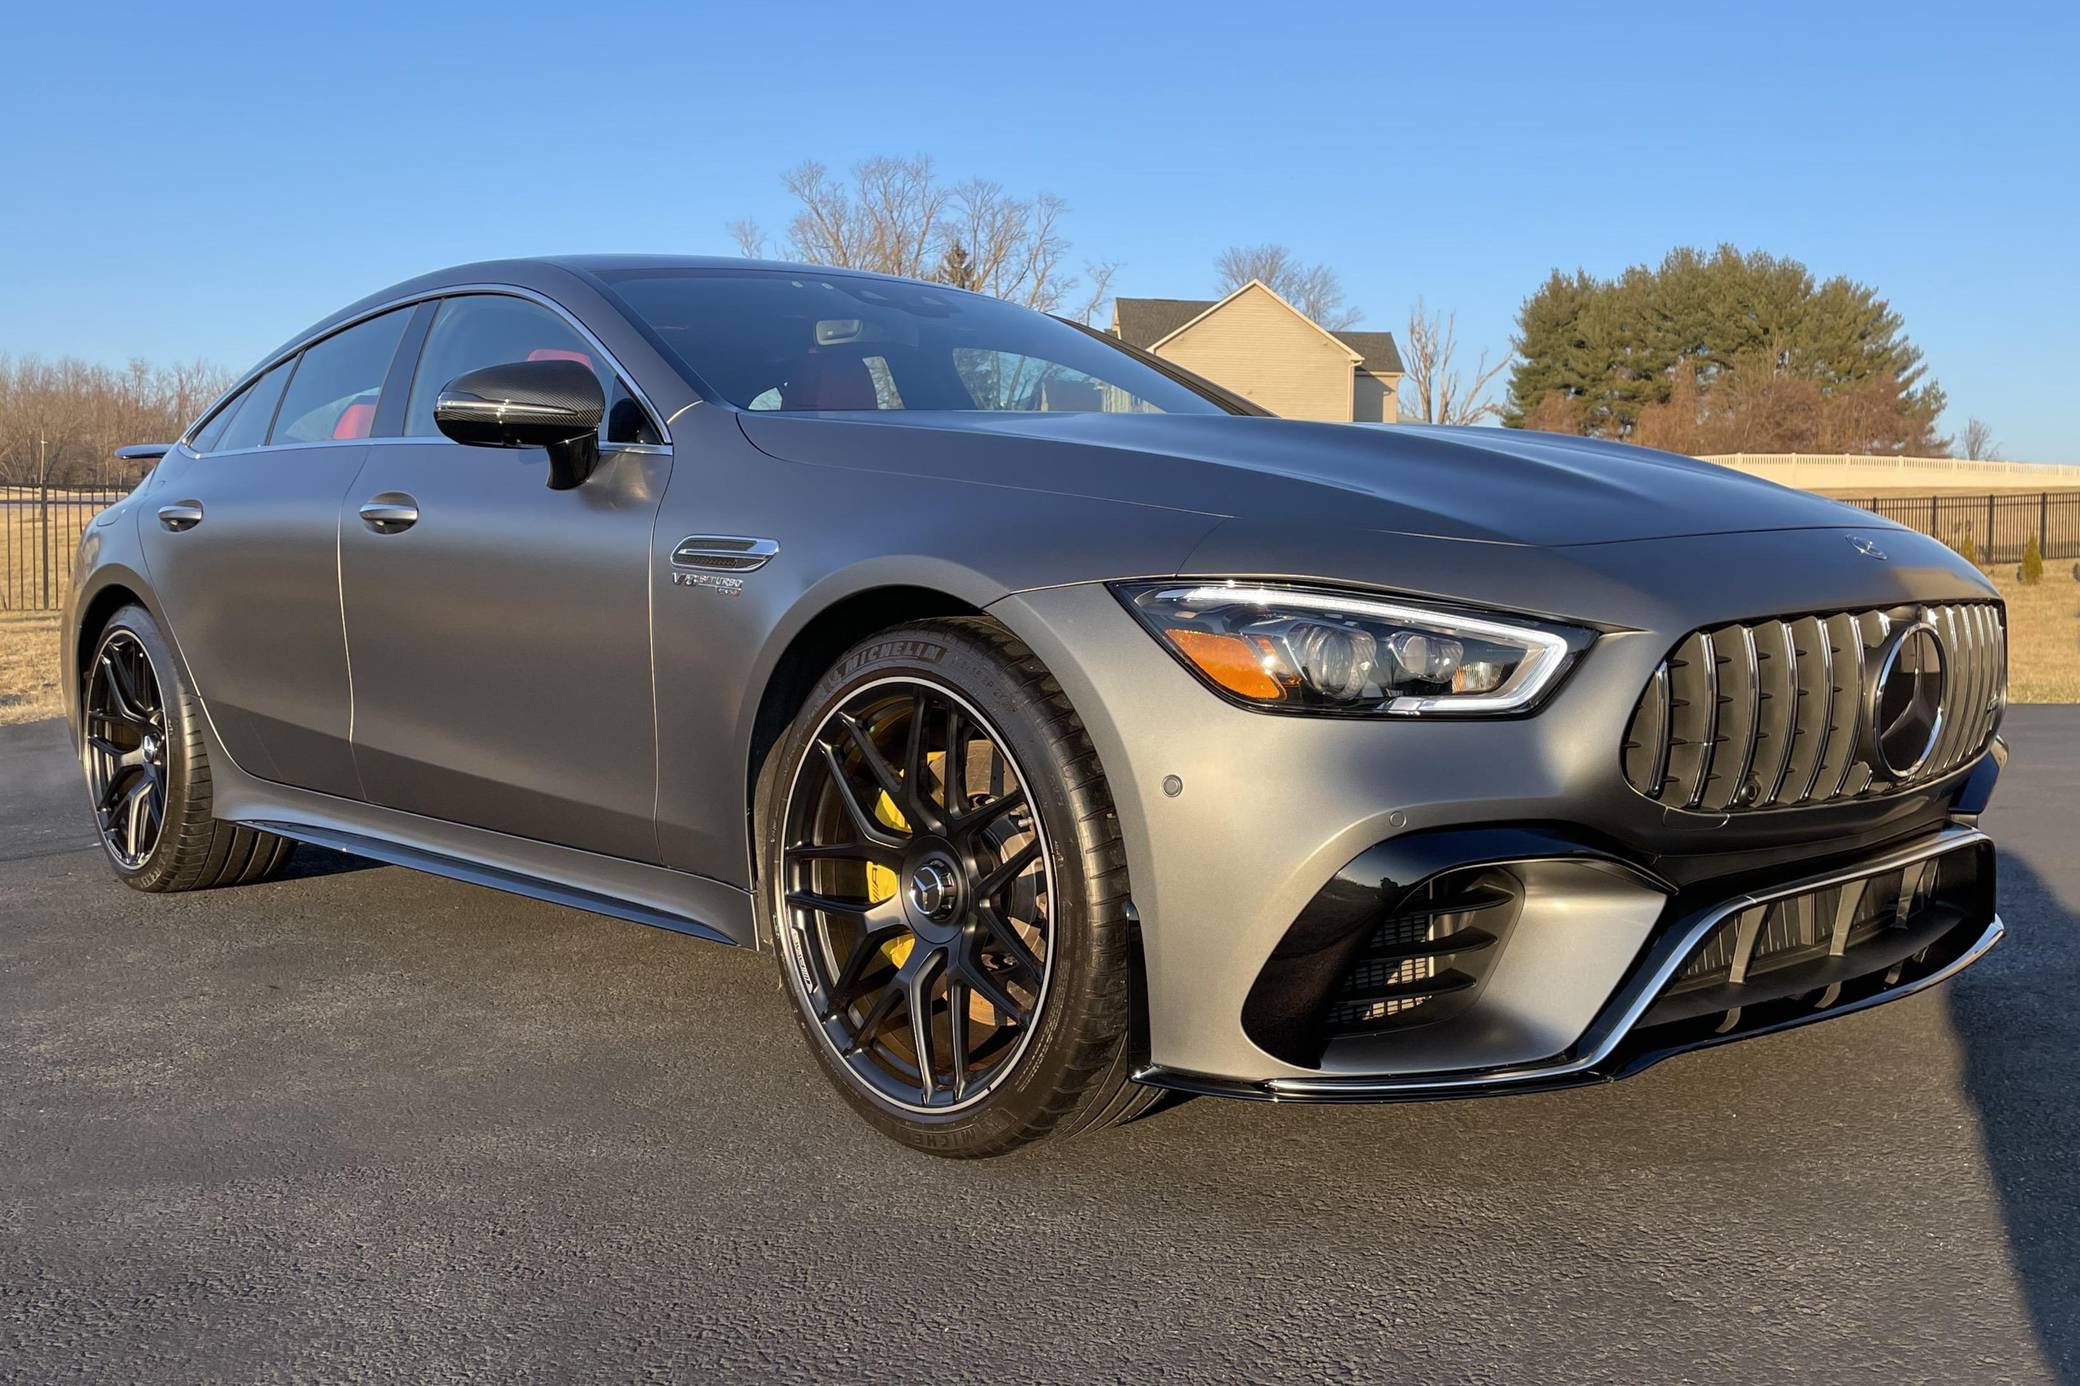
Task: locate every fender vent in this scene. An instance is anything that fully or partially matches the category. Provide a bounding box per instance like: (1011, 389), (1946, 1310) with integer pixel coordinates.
(672, 535), (778, 572)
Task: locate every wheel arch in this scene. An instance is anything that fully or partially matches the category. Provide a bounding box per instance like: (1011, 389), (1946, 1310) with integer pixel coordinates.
(67, 563), (164, 733)
(740, 581), (989, 893)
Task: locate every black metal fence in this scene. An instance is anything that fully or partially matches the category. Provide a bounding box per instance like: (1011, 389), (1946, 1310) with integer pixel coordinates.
(1, 486), (130, 611)
(1849, 491), (2080, 565)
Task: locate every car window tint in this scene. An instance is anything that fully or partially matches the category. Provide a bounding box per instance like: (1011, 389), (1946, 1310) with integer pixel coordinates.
(950, 349), (1141, 413)
(597, 267), (1233, 415)
(271, 309), (411, 446)
(211, 359), (295, 453)
(189, 386), (248, 452)
(405, 295), (654, 443)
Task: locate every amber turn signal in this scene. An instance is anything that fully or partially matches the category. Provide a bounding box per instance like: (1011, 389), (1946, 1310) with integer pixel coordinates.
(1164, 629), (1289, 701)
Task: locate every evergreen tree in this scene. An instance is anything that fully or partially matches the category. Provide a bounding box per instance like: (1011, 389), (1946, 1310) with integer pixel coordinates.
(935, 238), (981, 292)
(1503, 245), (1946, 454)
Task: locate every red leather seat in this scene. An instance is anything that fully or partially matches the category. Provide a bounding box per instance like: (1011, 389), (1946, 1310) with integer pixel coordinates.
(528, 348), (594, 368)
(331, 400), (376, 439)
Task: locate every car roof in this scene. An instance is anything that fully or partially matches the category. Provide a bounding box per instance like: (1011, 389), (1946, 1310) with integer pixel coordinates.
(265, 254), (956, 370)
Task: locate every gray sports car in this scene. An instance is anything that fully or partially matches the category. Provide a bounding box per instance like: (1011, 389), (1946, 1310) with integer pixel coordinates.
(67, 256), (2008, 1156)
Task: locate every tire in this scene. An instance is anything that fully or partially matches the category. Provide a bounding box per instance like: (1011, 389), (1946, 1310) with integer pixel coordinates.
(758, 616), (1157, 1157)
(79, 605), (295, 892)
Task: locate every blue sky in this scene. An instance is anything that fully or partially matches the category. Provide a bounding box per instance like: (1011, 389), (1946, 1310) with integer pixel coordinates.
(2, 1), (2074, 459)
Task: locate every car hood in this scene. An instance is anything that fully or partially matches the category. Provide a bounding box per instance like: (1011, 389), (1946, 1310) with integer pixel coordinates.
(735, 411), (1888, 547)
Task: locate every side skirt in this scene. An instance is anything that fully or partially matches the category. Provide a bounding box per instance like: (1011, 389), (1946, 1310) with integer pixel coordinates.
(214, 774), (757, 948)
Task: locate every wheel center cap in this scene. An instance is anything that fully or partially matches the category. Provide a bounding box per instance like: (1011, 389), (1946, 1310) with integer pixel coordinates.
(907, 861), (959, 921)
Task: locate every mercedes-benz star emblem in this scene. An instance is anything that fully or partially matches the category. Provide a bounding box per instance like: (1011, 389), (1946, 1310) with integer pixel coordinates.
(907, 861), (957, 920)
(1848, 535), (1889, 560)
(1864, 619), (1946, 780)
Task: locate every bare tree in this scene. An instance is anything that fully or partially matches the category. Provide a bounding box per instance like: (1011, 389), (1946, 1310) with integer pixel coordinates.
(730, 157), (1113, 317)
(726, 219), (768, 259)
(1960, 416), (2000, 460)
(0, 354), (231, 490)
(1213, 243), (1361, 330)
(1400, 298), (1508, 426)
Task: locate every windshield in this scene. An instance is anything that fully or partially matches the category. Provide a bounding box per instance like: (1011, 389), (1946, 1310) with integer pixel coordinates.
(595, 267), (1237, 416)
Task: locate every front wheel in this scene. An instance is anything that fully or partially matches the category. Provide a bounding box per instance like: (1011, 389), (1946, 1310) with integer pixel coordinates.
(759, 618), (1160, 1157)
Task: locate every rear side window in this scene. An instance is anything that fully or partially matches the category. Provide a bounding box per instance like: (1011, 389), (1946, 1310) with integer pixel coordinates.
(405, 295), (658, 444)
(271, 309), (411, 446)
(208, 359), (295, 453)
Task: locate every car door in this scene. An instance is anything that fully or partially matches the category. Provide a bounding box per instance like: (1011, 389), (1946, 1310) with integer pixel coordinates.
(138, 307), (416, 797)
(337, 291), (671, 862)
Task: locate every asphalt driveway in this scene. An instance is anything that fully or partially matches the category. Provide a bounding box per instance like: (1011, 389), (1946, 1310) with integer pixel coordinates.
(3, 709), (2076, 1383)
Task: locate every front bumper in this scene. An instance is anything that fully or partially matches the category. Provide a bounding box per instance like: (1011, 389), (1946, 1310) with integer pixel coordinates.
(1140, 825), (2000, 1102)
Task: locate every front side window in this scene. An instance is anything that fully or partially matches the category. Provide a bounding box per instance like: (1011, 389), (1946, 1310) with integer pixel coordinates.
(207, 358), (295, 453)
(597, 268), (1235, 416)
(405, 295), (659, 445)
(271, 309), (411, 446)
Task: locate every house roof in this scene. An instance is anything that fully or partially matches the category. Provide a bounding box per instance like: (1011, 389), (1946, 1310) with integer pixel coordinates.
(1112, 294), (1404, 374)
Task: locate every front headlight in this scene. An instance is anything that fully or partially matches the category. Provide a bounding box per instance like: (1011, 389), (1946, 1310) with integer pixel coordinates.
(1114, 581), (1588, 716)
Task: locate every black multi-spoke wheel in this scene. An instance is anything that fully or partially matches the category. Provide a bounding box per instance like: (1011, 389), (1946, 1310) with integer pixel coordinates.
(781, 679), (1053, 1112)
(77, 607), (294, 891)
(763, 618), (1163, 1157)
(83, 629), (169, 869)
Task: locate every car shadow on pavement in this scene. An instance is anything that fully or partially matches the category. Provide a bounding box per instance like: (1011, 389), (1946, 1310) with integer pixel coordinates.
(1950, 847), (2080, 1384)
(273, 844), (384, 882)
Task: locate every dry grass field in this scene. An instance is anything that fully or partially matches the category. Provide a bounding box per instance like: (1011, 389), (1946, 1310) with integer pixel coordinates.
(0, 612), (61, 725)
(1994, 567), (2080, 703)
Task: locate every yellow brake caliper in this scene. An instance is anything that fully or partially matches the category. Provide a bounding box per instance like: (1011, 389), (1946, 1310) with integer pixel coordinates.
(869, 788), (914, 969)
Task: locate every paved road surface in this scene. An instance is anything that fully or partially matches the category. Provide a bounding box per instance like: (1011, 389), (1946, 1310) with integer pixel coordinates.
(3, 709), (2076, 1383)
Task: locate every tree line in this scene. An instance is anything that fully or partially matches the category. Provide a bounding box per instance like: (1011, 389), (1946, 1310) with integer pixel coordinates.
(0, 355), (230, 490)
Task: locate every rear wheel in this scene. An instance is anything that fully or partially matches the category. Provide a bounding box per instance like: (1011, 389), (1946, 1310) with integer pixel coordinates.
(80, 606), (294, 892)
(760, 618), (1160, 1157)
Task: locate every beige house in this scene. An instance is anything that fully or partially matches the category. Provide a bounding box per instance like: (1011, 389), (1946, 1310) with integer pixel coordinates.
(1110, 280), (1404, 422)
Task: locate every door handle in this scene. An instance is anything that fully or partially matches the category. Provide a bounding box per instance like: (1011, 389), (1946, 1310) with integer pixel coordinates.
(156, 501), (204, 532)
(359, 494), (419, 534)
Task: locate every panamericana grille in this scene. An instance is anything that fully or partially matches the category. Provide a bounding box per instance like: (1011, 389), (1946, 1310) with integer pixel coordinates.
(1621, 602), (2004, 813)
(1321, 868), (1516, 1035)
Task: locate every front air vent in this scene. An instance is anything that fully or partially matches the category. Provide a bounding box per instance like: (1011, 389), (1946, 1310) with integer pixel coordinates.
(1319, 869), (1516, 1037)
(1621, 603), (2003, 813)
(1637, 838), (1992, 1035)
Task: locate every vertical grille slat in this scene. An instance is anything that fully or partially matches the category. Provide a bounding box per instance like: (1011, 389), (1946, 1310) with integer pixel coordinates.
(1952, 605), (1985, 773)
(1657, 632), (1715, 807)
(1700, 626), (1760, 812)
(1815, 612), (1865, 801)
(1932, 606), (1967, 772)
(1752, 621), (1797, 808)
(1621, 601), (2003, 813)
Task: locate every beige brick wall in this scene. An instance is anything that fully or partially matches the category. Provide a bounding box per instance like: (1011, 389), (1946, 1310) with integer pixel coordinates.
(1155, 284), (1357, 420)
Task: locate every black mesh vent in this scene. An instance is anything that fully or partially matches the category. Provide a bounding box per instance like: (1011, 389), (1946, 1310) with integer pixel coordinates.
(1319, 870), (1517, 1037)
(1621, 602), (2004, 813)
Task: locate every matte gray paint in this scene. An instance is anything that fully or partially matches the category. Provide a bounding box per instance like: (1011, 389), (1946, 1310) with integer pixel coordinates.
(65, 255), (2007, 1092)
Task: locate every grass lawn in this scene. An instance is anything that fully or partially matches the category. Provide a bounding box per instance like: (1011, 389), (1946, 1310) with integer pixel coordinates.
(0, 612), (62, 725)
(1, 569), (2074, 731)
(1991, 566), (2080, 703)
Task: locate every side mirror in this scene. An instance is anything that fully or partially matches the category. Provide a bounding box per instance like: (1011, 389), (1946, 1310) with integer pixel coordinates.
(434, 359), (605, 490)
